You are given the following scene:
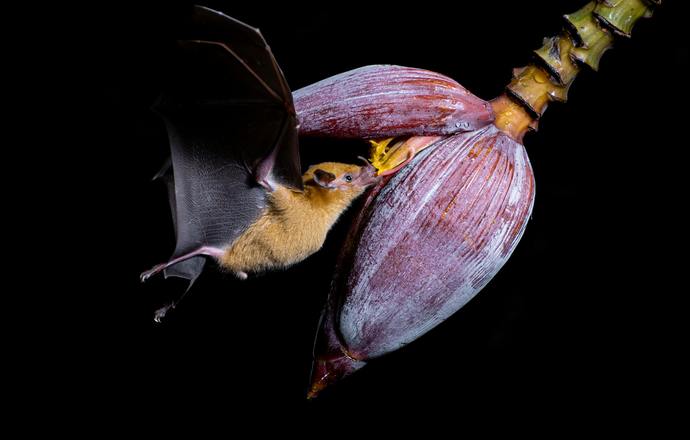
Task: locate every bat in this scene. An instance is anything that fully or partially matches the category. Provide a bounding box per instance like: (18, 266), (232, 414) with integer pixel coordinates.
(140, 6), (379, 321)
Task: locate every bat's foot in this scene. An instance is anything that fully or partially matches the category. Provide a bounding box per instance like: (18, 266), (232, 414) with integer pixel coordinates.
(236, 271), (248, 280)
(140, 264), (166, 282)
(153, 303), (175, 323)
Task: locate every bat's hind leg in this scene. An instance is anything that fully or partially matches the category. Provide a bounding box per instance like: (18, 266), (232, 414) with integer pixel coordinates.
(140, 246), (225, 282)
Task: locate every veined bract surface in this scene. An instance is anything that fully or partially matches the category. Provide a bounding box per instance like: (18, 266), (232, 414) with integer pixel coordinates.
(309, 124), (535, 397)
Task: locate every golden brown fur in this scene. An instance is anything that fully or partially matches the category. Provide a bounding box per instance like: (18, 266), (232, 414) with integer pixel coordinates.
(220, 162), (377, 278)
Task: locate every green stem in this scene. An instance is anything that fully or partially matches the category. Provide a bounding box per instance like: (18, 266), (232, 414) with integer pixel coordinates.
(493, 0), (660, 141)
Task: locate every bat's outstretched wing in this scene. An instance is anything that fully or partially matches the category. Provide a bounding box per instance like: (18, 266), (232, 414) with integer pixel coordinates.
(145, 5), (302, 286)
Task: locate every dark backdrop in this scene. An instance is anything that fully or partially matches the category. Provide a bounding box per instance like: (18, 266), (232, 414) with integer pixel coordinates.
(75, 0), (686, 425)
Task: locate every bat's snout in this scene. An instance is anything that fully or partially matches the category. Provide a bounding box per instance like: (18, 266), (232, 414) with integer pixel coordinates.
(356, 157), (382, 187)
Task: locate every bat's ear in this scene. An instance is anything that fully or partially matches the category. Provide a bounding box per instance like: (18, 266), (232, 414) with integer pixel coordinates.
(313, 169), (336, 188)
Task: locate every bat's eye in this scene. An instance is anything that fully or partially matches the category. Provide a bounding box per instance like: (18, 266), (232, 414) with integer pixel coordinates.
(344, 175), (353, 182)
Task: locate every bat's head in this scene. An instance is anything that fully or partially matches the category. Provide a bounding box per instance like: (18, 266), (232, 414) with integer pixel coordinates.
(308, 158), (381, 191)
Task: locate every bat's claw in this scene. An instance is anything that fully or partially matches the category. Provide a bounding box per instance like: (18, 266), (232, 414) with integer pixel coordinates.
(244, 159), (274, 191)
(153, 303), (175, 323)
(257, 179), (274, 192)
(140, 264), (166, 282)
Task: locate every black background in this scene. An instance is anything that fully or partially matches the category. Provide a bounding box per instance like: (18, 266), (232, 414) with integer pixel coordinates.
(63, 0), (687, 425)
